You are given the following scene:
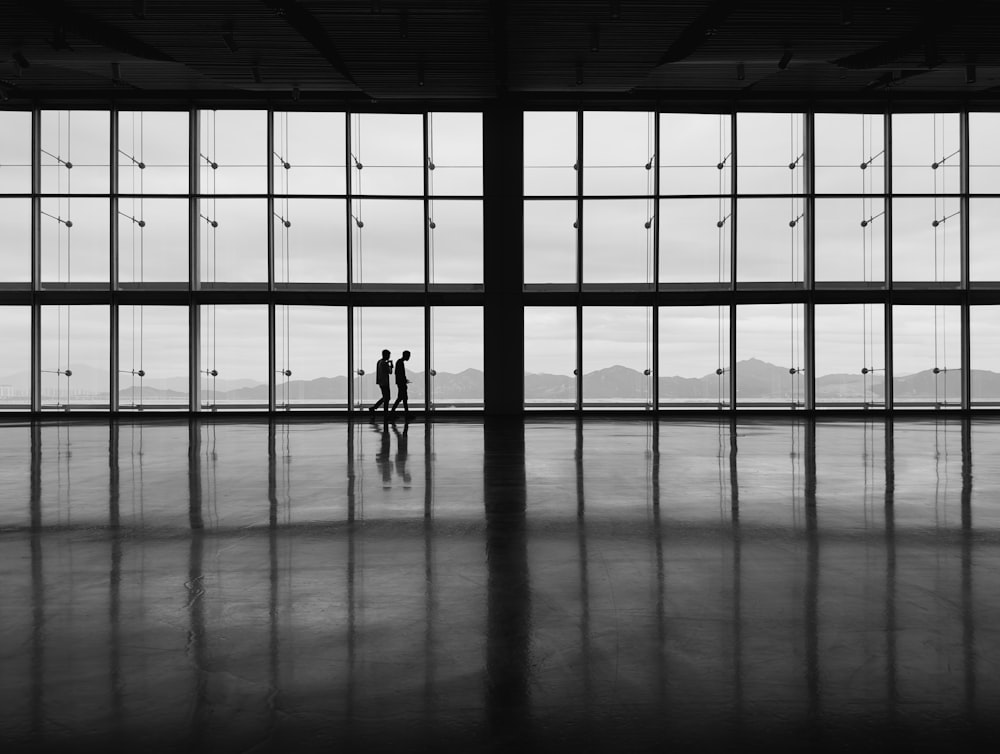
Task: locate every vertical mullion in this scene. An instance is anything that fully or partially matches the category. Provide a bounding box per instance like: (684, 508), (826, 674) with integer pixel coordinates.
(804, 109), (815, 411)
(424, 112), (432, 411)
(189, 108), (200, 413)
(346, 111), (355, 413)
(960, 107), (971, 409)
(110, 106), (120, 412)
(729, 107), (738, 412)
(31, 107), (41, 413)
(884, 106), (894, 412)
(267, 109), (276, 413)
(651, 108), (660, 411)
(576, 109), (583, 412)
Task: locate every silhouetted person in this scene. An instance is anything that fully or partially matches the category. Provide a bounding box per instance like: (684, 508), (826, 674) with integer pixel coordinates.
(391, 350), (411, 417)
(369, 349), (393, 414)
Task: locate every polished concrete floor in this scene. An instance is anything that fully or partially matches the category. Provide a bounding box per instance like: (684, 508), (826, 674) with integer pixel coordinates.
(1, 416), (999, 752)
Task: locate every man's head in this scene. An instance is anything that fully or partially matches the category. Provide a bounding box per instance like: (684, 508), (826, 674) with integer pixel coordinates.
(402, 350), (411, 360)
(382, 349), (391, 359)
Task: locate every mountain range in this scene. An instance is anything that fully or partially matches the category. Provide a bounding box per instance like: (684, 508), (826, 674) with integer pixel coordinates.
(4, 359), (997, 402)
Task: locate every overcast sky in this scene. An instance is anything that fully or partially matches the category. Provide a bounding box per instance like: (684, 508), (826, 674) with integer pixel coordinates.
(2, 109), (1000, 398)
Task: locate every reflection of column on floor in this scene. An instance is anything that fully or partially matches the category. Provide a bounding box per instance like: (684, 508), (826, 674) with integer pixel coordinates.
(574, 418), (592, 729)
(804, 421), (820, 732)
(347, 423), (357, 523)
(484, 418), (530, 744)
(651, 421), (665, 705)
(186, 420), (207, 747)
(729, 418), (744, 726)
(884, 421), (898, 724)
(30, 423), (44, 745)
(961, 419), (976, 723)
(109, 423), (124, 743)
(423, 424), (436, 743)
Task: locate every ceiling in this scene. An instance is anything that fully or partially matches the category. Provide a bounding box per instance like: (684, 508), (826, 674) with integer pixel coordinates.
(1, 0), (999, 103)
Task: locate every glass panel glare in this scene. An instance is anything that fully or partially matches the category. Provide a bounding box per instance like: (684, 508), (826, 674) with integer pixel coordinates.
(429, 112), (483, 196)
(352, 113), (424, 195)
(892, 306), (960, 406)
(273, 112), (346, 195)
(0, 307), (30, 407)
(524, 307), (576, 407)
(431, 307), (483, 408)
(659, 198), (731, 284)
(814, 304), (885, 406)
(736, 304), (806, 406)
(41, 305), (110, 408)
(659, 306), (730, 406)
(583, 111), (655, 196)
(0, 111), (32, 193)
(118, 111), (189, 194)
(428, 200), (483, 284)
(815, 198), (885, 283)
(200, 304), (268, 408)
(583, 199), (653, 285)
(275, 306), (347, 407)
(582, 307), (652, 407)
(118, 306), (189, 408)
(0, 198), (31, 282)
(814, 113), (885, 194)
(524, 112), (577, 196)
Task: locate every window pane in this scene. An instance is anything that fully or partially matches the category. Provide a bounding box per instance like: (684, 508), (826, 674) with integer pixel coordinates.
(736, 198), (804, 283)
(815, 198), (885, 283)
(118, 198), (188, 284)
(200, 304), (268, 409)
(198, 199), (267, 284)
(275, 306), (347, 408)
(892, 306), (961, 406)
(524, 200), (576, 285)
(659, 306), (730, 406)
(524, 112), (576, 196)
(198, 110), (266, 195)
(736, 304), (805, 407)
(970, 113), (1000, 193)
(429, 112), (482, 196)
(814, 113), (884, 194)
(659, 113), (731, 196)
(352, 199), (424, 286)
(0, 307), (30, 408)
(41, 305), (109, 409)
(891, 198), (960, 282)
(582, 307), (652, 408)
(273, 198), (346, 284)
(0, 111), (32, 193)
(352, 114), (423, 196)
(428, 200), (483, 284)
(584, 111), (654, 196)
(524, 307), (575, 407)
(891, 113), (960, 195)
(970, 199), (1000, 281)
(583, 199), (653, 285)
(659, 198), (731, 284)
(815, 304), (885, 406)
(118, 111), (189, 194)
(41, 110), (109, 194)
(118, 306), (189, 409)
(41, 197), (110, 283)
(354, 307), (425, 410)
(736, 113), (804, 194)
(274, 112), (346, 195)
(971, 306), (1000, 404)
(0, 198), (31, 283)
(431, 307), (483, 409)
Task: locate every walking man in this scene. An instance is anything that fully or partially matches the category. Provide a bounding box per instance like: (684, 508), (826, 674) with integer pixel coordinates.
(369, 349), (393, 414)
(391, 350), (412, 418)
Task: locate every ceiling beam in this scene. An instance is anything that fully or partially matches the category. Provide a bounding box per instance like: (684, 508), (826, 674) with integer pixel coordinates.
(261, 0), (359, 88)
(655, 0), (741, 66)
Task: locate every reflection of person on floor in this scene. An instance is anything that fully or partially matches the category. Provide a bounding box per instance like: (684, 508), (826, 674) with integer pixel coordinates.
(392, 420), (411, 487)
(374, 423), (393, 487)
(391, 350), (411, 417)
(369, 349), (393, 414)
